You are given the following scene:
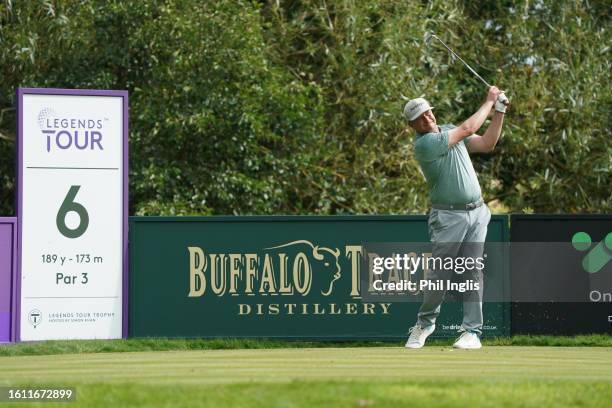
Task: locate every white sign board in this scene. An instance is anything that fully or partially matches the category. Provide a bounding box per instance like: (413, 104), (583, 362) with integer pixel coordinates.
(17, 88), (128, 341)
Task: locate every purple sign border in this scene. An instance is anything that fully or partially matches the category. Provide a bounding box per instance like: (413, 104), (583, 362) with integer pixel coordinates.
(16, 88), (129, 341)
(0, 217), (17, 342)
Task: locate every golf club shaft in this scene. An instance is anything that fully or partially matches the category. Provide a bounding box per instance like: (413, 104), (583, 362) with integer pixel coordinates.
(431, 35), (491, 88)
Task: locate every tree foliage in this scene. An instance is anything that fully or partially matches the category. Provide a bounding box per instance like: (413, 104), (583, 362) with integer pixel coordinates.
(0, 0), (609, 215)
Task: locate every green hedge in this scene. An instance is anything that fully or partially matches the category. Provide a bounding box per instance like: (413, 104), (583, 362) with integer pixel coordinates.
(1, 1), (609, 215)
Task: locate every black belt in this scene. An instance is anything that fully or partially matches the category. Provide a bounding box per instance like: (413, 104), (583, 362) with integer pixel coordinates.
(431, 198), (484, 211)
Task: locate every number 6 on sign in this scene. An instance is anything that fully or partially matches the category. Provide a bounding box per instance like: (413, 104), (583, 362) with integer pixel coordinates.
(56, 185), (89, 238)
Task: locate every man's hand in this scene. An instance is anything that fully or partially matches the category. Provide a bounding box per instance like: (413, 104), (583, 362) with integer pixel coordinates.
(448, 86), (507, 148)
(495, 93), (509, 113)
(486, 86), (502, 103)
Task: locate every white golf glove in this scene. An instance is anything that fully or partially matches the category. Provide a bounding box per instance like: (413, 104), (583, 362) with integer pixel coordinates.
(495, 93), (509, 113)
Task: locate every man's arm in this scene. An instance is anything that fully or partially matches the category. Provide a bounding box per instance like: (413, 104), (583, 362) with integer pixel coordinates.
(447, 86), (501, 147)
(466, 110), (505, 153)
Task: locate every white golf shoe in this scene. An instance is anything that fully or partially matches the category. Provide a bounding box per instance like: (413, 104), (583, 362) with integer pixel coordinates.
(453, 331), (482, 349)
(405, 324), (435, 349)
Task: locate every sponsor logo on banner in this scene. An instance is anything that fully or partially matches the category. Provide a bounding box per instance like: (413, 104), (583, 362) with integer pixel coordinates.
(187, 240), (395, 316)
(572, 232), (612, 304)
(572, 231), (612, 274)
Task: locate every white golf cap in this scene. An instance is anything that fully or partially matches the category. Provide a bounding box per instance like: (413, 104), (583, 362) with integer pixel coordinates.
(403, 97), (434, 121)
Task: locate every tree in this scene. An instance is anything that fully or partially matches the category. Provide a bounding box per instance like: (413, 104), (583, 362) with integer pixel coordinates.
(1, 0), (609, 215)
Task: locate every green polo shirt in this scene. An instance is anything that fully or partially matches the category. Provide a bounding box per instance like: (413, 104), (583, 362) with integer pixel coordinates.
(413, 124), (482, 205)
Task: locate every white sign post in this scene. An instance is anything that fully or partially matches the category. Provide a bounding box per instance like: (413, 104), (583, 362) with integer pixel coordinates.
(17, 88), (128, 341)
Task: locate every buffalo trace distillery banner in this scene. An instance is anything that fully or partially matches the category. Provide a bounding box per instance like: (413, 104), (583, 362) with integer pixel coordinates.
(129, 216), (509, 339)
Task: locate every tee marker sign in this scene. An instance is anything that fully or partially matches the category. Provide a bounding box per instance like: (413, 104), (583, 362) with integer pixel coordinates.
(17, 88), (128, 341)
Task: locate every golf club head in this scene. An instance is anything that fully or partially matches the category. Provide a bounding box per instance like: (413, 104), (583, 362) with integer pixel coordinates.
(423, 32), (434, 46)
(425, 33), (455, 64)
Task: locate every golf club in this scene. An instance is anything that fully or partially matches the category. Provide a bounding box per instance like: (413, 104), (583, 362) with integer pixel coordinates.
(425, 32), (508, 105)
(425, 33), (491, 88)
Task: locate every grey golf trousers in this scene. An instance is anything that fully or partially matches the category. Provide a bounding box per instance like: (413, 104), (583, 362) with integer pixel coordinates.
(416, 203), (491, 335)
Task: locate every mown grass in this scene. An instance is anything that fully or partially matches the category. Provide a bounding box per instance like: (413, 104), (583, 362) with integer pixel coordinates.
(1, 347), (611, 407)
(3, 379), (612, 408)
(1, 334), (611, 357)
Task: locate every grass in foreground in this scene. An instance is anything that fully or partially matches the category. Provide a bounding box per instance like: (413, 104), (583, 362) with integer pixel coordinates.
(0, 347), (611, 407)
(2, 380), (611, 408)
(1, 334), (611, 357)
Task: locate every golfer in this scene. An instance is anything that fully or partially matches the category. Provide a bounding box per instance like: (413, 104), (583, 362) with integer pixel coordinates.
(403, 86), (508, 349)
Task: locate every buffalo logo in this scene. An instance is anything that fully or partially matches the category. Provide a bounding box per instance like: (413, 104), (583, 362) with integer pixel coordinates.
(265, 240), (341, 296)
(187, 240), (342, 297)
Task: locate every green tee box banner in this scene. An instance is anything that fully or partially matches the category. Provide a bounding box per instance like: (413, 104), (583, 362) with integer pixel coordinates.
(129, 216), (509, 339)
